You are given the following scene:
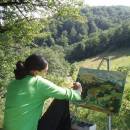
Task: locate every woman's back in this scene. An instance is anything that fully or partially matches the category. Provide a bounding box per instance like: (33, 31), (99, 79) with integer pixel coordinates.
(4, 76), (45, 130)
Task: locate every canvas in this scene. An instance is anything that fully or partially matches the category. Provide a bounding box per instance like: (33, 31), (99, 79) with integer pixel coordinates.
(76, 67), (127, 114)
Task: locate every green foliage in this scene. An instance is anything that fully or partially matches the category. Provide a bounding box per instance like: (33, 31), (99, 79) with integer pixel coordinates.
(57, 6), (86, 23)
(70, 63), (79, 80)
(0, 20), (44, 47)
(88, 20), (98, 33)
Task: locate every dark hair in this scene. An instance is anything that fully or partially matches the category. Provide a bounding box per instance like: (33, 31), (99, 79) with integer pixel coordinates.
(14, 54), (48, 80)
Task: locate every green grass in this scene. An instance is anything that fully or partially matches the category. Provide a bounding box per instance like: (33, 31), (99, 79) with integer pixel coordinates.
(78, 48), (130, 69)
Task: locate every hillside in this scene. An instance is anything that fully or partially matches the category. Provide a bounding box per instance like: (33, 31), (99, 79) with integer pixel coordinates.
(35, 6), (130, 62)
(78, 48), (130, 70)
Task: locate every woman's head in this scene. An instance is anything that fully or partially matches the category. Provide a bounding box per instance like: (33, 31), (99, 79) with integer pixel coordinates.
(14, 54), (48, 79)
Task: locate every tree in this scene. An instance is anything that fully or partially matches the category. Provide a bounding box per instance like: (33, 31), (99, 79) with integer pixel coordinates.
(58, 32), (69, 46)
(88, 20), (98, 34)
(69, 27), (77, 43)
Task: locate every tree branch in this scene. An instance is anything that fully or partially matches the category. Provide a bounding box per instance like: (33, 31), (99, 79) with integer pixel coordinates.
(0, 1), (28, 6)
(15, 5), (31, 24)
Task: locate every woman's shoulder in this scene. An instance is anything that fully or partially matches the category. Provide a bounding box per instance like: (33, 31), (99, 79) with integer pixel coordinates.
(36, 76), (52, 85)
(36, 76), (48, 82)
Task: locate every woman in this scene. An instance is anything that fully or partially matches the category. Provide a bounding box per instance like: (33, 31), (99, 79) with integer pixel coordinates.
(3, 54), (82, 130)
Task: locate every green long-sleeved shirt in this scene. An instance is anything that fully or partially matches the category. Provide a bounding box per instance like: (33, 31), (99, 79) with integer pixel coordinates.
(3, 75), (81, 130)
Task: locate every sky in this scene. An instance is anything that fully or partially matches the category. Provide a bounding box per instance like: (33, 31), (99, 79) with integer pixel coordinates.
(84, 0), (130, 6)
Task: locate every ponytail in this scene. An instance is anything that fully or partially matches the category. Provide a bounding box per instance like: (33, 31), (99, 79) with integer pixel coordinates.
(14, 61), (27, 80)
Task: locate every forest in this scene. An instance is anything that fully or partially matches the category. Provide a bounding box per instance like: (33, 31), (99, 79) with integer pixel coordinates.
(0, 0), (130, 130)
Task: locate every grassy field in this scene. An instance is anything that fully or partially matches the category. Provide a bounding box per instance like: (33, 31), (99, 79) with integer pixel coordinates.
(78, 48), (130, 70)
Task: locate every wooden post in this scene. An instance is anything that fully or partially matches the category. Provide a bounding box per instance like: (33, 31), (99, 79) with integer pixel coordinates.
(98, 56), (112, 130)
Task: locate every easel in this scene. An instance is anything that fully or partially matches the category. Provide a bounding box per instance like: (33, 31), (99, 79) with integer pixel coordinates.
(98, 56), (112, 130)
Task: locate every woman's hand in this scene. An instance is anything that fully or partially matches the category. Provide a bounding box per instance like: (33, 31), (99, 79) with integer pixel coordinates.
(73, 82), (82, 94)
